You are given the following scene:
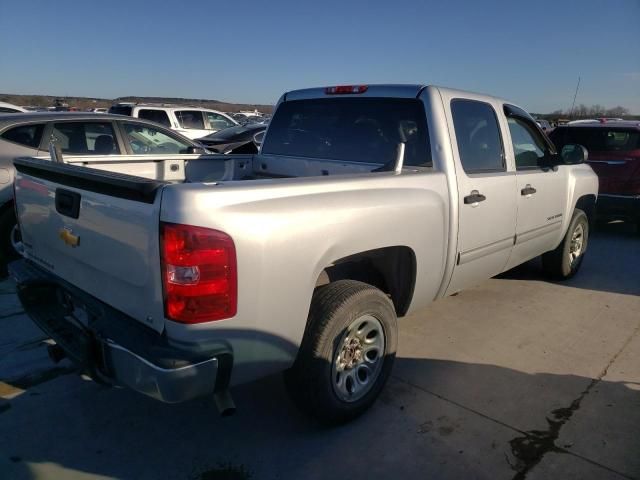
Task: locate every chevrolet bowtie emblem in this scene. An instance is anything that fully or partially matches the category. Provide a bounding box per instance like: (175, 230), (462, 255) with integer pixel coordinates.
(59, 228), (80, 247)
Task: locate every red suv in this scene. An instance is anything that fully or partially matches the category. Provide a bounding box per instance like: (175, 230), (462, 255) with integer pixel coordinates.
(550, 121), (640, 230)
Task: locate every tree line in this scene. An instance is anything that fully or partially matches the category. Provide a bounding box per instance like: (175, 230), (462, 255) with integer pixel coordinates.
(539, 104), (631, 120)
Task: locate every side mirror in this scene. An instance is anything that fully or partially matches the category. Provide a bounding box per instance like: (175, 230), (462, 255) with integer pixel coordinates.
(186, 145), (206, 154)
(560, 144), (588, 164)
(253, 131), (265, 145)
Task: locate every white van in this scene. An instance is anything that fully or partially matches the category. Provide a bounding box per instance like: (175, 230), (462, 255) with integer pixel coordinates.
(108, 103), (238, 140)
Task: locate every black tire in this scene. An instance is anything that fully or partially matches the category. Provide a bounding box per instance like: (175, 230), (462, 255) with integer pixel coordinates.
(542, 208), (589, 280)
(0, 208), (19, 277)
(284, 280), (398, 425)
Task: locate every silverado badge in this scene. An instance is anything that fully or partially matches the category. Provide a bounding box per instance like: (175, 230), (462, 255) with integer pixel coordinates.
(59, 227), (80, 248)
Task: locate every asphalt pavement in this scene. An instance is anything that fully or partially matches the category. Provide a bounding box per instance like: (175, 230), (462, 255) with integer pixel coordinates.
(0, 222), (638, 480)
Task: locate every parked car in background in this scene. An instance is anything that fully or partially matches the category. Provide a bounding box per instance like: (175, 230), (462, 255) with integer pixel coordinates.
(197, 123), (267, 153)
(231, 112), (270, 125)
(108, 103), (238, 140)
(550, 121), (640, 230)
(0, 102), (29, 114)
(87, 107), (108, 113)
(0, 112), (207, 272)
(10, 84), (597, 423)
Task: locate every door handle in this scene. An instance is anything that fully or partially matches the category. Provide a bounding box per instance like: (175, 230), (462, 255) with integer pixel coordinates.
(521, 185), (537, 196)
(464, 190), (486, 205)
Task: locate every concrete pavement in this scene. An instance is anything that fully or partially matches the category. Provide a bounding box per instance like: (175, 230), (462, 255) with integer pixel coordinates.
(0, 223), (638, 480)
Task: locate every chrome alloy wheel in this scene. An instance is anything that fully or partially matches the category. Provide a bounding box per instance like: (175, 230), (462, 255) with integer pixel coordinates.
(332, 314), (385, 402)
(568, 223), (584, 265)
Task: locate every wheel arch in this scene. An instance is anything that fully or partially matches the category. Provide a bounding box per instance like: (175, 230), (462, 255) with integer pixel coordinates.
(314, 245), (417, 317)
(574, 194), (597, 229)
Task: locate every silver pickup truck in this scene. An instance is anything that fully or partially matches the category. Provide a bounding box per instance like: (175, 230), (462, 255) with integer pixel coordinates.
(10, 85), (598, 424)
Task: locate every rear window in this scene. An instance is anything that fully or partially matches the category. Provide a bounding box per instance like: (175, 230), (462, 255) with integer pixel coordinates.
(262, 98), (431, 167)
(108, 105), (133, 116)
(137, 109), (171, 127)
(550, 127), (640, 153)
(1, 124), (45, 148)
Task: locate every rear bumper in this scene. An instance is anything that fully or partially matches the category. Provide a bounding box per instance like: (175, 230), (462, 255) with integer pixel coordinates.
(597, 193), (640, 220)
(9, 259), (231, 403)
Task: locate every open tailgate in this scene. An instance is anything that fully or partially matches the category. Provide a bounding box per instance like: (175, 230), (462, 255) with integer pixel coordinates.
(13, 157), (167, 333)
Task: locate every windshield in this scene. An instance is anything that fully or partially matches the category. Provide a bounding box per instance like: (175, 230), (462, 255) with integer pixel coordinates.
(261, 98), (431, 166)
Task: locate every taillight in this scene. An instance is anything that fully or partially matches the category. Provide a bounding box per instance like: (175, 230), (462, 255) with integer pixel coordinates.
(325, 85), (368, 94)
(160, 222), (237, 323)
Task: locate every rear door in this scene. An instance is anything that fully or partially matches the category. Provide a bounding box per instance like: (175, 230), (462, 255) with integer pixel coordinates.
(41, 120), (123, 157)
(13, 158), (166, 332)
(444, 97), (517, 294)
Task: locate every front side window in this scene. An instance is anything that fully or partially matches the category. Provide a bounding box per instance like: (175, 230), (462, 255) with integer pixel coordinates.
(507, 117), (548, 169)
(451, 99), (504, 173)
(262, 98), (431, 167)
(206, 112), (236, 131)
(137, 109), (171, 127)
(121, 122), (191, 154)
(51, 122), (119, 155)
(0, 107), (22, 113)
(175, 110), (205, 129)
(1, 124), (45, 148)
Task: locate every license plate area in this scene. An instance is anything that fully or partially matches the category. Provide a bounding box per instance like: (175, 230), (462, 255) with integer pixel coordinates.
(19, 283), (101, 371)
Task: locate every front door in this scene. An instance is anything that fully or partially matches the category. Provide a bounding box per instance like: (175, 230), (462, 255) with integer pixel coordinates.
(502, 107), (570, 270)
(445, 98), (517, 294)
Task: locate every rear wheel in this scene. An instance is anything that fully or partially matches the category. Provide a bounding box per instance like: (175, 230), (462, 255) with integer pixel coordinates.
(542, 209), (589, 279)
(284, 280), (397, 424)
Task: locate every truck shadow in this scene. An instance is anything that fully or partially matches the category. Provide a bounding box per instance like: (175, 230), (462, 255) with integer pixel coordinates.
(498, 221), (639, 297)
(1, 351), (638, 479)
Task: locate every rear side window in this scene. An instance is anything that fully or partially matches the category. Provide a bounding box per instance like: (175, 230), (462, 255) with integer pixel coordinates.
(262, 98), (431, 167)
(137, 109), (171, 127)
(451, 99), (504, 173)
(550, 127), (640, 153)
(1, 124), (45, 148)
(51, 122), (120, 155)
(176, 110), (205, 130)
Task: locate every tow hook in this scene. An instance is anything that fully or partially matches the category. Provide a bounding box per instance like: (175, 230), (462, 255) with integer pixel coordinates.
(213, 389), (236, 416)
(47, 344), (67, 364)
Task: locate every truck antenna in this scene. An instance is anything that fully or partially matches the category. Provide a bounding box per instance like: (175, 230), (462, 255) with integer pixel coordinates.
(568, 76), (581, 119)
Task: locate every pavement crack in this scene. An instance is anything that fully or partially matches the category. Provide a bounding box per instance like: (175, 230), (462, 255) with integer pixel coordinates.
(392, 375), (527, 436)
(509, 321), (640, 480)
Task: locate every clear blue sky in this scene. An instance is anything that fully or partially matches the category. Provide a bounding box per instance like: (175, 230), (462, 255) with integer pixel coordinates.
(1, 0), (638, 112)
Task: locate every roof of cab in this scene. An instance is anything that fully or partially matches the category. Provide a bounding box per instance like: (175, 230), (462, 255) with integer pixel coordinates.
(282, 84), (511, 105)
(284, 84), (426, 101)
